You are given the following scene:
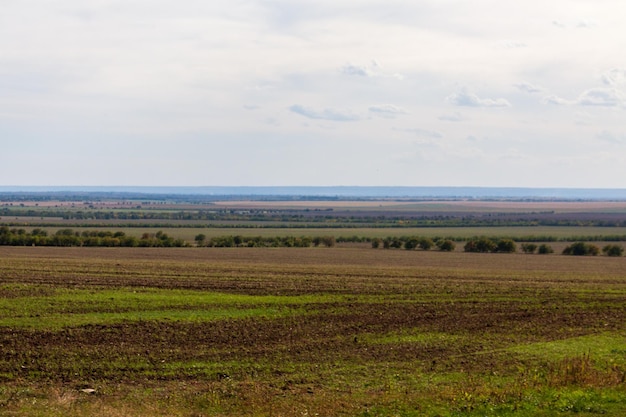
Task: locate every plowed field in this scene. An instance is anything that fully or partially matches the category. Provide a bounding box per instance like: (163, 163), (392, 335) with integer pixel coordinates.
(1, 247), (625, 416)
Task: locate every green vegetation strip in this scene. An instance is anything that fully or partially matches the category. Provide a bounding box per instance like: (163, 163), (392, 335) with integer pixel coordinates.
(508, 333), (626, 364)
(0, 286), (353, 329)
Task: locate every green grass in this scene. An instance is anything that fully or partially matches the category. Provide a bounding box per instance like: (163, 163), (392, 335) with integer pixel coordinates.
(508, 333), (626, 364)
(0, 285), (363, 329)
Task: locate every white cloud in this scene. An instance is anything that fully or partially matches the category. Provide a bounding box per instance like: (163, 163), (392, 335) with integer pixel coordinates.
(514, 82), (543, 94)
(341, 64), (374, 77)
(2, 0), (626, 187)
(496, 40), (527, 49)
(438, 112), (464, 122)
(576, 20), (596, 28)
(340, 61), (403, 80)
(551, 19), (598, 29)
(447, 90), (511, 108)
(602, 69), (626, 86)
(577, 88), (624, 107)
(543, 95), (571, 106)
(368, 104), (408, 118)
(597, 130), (625, 144)
(544, 88), (624, 107)
(395, 128), (443, 139)
(288, 105), (361, 121)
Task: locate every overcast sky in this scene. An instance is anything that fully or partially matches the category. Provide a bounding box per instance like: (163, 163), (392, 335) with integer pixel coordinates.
(2, 0), (626, 187)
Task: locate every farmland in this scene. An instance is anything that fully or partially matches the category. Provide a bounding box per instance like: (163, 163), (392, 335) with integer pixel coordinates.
(1, 193), (626, 415)
(3, 195), (626, 247)
(1, 246), (626, 416)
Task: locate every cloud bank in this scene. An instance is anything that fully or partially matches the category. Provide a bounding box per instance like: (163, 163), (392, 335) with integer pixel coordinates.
(1, 0), (625, 187)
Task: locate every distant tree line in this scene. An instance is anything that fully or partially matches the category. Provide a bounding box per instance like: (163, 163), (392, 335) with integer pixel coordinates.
(4, 206), (626, 228)
(0, 226), (623, 255)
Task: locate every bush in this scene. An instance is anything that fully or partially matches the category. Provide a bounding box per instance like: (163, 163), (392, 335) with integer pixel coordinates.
(436, 239), (456, 252)
(537, 244), (554, 254)
(521, 243), (538, 254)
(418, 237), (435, 251)
(313, 236), (336, 248)
(464, 237), (496, 253)
(602, 244), (624, 257)
(389, 238), (403, 249)
(404, 238), (419, 250)
(563, 242), (599, 256)
(495, 239), (517, 253)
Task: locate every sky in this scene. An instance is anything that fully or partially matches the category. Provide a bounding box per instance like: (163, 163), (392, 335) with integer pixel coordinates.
(2, 0), (626, 188)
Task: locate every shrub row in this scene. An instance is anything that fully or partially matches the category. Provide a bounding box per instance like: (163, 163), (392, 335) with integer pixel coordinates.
(369, 236), (456, 251)
(1, 227), (624, 255)
(196, 235), (336, 248)
(0, 227), (188, 247)
(562, 242), (624, 257)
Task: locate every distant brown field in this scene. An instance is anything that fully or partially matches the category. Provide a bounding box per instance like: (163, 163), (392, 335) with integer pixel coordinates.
(2, 246), (625, 282)
(212, 199), (626, 212)
(211, 200), (419, 209)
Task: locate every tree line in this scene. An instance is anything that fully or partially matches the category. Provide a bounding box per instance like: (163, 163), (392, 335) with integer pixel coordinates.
(0, 227), (188, 247)
(194, 234), (337, 248)
(0, 227), (623, 255)
(4, 206), (626, 228)
(371, 236), (622, 256)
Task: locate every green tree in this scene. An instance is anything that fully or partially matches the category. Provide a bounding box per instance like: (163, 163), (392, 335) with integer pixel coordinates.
(521, 243), (538, 254)
(602, 244), (624, 257)
(314, 236), (336, 247)
(194, 234), (207, 247)
(495, 239), (517, 253)
(436, 239), (456, 252)
(404, 238), (419, 250)
(538, 244), (554, 254)
(389, 238), (403, 249)
(418, 237), (435, 251)
(562, 242), (599, 256)
(321, 236), (336, 247)
(464, 237), (496, 253)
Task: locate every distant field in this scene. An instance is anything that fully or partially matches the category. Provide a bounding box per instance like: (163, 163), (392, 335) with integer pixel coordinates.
(5, 199), (626, 240)
(1, 246), (625, 416)
(7, 198), (626, 213)
(212, 199), (626, 212)
(170, 225), (626, 241)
